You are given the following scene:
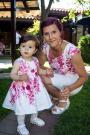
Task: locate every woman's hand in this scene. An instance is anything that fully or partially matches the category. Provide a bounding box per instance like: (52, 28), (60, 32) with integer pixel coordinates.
(59, 87), (71, 99)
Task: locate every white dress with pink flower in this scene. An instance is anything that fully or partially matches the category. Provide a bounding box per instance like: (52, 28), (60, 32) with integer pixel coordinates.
(43, 42), (83, 96)
(3, 57), (52, 115)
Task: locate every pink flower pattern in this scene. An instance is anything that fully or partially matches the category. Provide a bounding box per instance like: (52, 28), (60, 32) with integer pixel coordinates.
(47, 44), (80, 74)
(9, 57), (40, 105)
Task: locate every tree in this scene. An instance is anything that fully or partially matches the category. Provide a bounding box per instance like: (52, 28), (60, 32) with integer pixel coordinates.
(38, 0), (60, 22)
(27, 0), (89, 37)
(38, 0), (89, 23)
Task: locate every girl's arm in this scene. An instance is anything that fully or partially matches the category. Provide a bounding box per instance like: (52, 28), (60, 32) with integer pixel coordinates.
(10, 62), (28, 81)
(10, 62), (20, 80)
(38, 68), (53, 77)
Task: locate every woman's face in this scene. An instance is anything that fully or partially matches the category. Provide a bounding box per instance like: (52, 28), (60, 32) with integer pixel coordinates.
(43, 24), (61, 48)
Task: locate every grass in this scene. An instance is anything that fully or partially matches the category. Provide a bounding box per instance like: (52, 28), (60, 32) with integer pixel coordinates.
(0, 55), (11, 60)
(53, 78), (90, 135)
(0, 78), (90, 135)
(0, 67), (12, 73)
(0, 79), (12, 121)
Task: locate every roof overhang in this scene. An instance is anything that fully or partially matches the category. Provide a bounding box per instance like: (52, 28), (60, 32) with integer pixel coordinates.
(76, 16), (90, 26)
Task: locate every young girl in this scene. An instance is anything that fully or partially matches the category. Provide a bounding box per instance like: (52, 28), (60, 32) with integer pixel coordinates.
(2, 34), (52, 135)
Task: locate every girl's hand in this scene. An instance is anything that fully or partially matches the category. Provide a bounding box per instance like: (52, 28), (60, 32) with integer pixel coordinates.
(46, 68), (54, 77)
(18, 74), (29, 81)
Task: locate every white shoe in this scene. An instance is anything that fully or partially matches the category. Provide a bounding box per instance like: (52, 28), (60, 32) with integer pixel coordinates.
(17, 125), (30, 135)
(30, 117), (45, 127)
(52, 99), (70, 115)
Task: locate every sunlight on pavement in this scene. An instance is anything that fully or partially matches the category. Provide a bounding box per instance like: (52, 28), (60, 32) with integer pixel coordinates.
(0, 59), (12, 69)
(0, 63), (12, 69)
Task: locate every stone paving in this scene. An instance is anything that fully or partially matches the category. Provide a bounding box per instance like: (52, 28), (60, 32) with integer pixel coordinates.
(0, 110), (59, 135)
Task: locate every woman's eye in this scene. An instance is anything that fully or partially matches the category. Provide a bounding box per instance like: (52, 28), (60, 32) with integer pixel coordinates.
(44, 33), (49, 36)
(52, 31), (56, 34)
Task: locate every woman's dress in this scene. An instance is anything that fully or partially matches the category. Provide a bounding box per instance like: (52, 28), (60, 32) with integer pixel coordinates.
(43, 42), (83, 96)
(3, 57), (52, 115)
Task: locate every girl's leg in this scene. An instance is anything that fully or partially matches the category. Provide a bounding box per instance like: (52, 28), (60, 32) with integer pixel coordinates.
(30, 113), (45, 127)
(17, 115), (29, 135)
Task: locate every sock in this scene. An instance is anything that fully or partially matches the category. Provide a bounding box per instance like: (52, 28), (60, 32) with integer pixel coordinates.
(31, 113), (38, 119)
(17, 115), (25, 126)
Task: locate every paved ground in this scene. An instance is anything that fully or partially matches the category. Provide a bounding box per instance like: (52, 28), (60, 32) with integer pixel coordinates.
(0, 110), (59, 135)
(0, 59), (90, 135)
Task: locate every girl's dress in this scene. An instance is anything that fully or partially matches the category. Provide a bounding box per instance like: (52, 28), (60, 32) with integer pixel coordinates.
(43, 42), (83, 96)
(3, 57), (52, 115)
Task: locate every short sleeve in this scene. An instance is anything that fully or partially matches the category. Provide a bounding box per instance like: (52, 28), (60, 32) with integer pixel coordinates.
(68, 45), (80, 57)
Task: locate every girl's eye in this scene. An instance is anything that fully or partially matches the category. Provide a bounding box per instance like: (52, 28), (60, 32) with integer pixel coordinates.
(22, 45), (25, 47)
(29, 46), (32, 48)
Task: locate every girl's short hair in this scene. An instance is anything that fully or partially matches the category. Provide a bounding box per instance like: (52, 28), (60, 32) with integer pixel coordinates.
(40, 17), (63, 35)
(19, 34), (40, 50)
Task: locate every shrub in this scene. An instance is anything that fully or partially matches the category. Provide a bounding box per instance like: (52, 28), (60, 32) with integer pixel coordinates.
(26, 20), (40, 35)
(78, 35), (90, 64)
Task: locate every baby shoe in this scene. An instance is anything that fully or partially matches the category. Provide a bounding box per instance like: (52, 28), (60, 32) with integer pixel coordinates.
(17, 125), (30, 135)
(30, 117), (45, 127)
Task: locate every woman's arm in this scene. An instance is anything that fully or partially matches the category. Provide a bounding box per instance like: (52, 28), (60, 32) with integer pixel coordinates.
(67, 53), (88, 92)
(58, 52), (88, 98)
(38, 51), (47, 67)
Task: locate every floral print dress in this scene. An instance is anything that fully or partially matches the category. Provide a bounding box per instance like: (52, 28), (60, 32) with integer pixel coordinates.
(43, 42), (83, 95)
(3, 57), (52, 115)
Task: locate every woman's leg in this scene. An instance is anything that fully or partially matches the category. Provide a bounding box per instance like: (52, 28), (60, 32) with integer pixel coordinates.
(41, 75), (60, 98)
(42, 76), (70, 114)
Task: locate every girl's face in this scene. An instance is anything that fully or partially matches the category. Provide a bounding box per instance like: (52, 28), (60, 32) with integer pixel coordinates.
(43, 24), (61, 48)
(19, 40), (37, 59)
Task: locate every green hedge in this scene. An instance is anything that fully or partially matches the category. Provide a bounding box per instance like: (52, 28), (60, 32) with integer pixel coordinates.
(78, 35), (90, 64)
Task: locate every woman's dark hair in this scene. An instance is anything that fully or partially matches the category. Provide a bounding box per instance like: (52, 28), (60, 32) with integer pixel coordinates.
(19, 34), (40, 50)
(40, 17), (63, 35)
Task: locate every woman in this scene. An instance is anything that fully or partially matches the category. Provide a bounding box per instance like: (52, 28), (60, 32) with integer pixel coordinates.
(38, 17), (88, 115)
